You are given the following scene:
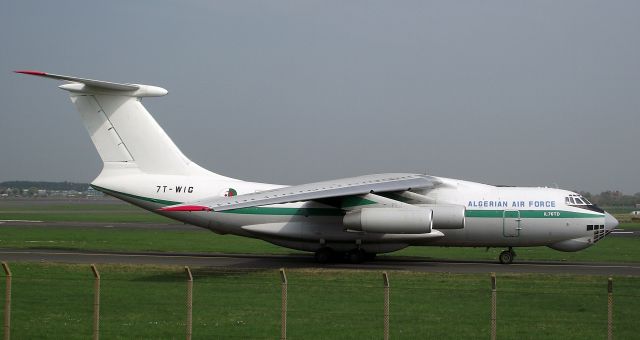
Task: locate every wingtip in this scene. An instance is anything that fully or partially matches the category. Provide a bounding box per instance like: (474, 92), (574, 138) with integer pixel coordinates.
(14, 70), (47, 76)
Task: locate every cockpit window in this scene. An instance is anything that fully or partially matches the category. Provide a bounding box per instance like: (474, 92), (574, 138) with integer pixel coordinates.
(565, 194), (591, 206)
(564, 193), (604, 213)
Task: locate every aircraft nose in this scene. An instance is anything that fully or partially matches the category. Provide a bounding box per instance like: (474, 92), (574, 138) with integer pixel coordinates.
(604, 212), (619, 232)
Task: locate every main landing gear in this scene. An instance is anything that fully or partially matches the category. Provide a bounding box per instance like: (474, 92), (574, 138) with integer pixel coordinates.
(314, 247), (376, 264)
(498, 247), (516, 264)
(314, 247), (333, 264)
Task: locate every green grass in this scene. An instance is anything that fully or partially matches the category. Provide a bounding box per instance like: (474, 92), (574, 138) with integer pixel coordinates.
(0, 226), (293, 255)
(0, 202), (172, 223)
(0, 225), (637, 263)
(0, 263), (638, 339)
(1, 200), (639, 338)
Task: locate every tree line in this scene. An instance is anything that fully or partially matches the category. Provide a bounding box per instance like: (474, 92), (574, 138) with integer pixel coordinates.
(580, 191), (640, 207)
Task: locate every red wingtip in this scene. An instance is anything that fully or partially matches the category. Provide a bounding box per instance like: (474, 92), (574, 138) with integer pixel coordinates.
(14, 70), (47, 76)
(158, 205), (211, 212)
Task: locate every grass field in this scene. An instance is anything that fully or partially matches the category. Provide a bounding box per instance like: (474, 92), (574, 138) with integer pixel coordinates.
(1, 263), (638, 339)
(1, 200), (639, 338)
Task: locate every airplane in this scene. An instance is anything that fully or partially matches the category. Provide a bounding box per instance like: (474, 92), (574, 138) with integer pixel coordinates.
(16, 70), (619, 264)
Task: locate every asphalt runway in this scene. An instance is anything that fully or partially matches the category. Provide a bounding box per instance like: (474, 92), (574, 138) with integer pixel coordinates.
(612, 228), (639, 237)
(0, 248), (638, 276)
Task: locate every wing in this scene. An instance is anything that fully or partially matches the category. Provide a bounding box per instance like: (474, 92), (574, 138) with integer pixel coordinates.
(160, 173), (440, 212)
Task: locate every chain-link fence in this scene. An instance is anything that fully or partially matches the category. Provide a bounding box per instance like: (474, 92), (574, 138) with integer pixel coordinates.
(0, 262), (637, 339)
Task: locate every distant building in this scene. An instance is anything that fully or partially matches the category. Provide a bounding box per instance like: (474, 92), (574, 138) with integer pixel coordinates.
(86, 187), (104, 198)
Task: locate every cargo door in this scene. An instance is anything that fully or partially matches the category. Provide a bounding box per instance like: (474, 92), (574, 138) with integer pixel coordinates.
(503, 210), (521, 237)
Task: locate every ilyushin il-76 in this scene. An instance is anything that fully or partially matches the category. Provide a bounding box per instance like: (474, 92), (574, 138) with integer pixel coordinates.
(17, 70), (618, 264)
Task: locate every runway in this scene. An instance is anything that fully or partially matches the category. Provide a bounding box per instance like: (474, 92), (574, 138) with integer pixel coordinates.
(0, 248), (638, 276)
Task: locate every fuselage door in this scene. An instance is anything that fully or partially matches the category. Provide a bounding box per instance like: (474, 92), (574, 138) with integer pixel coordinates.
(503, 210), (521, 237)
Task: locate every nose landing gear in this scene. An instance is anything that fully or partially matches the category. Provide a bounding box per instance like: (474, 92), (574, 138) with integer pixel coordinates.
(499, 247), (516, 264)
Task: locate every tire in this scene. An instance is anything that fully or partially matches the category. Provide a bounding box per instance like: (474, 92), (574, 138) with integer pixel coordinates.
(499, 250), (514, 264)
(348, 249), (366, 264)
(315, 248), (333, 264)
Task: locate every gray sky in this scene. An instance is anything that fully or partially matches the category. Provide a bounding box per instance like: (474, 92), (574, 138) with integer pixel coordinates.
(1, 1), (638, 194)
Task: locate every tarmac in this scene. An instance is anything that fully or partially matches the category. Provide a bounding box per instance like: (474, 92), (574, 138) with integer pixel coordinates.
(0, 248), (638, 276)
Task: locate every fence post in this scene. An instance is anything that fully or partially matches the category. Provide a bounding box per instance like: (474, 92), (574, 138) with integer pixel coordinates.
(607, 277), (613, 340)
(185, 266), (193, 340)
(383, 271), (390, 340)
(279, 268), (287, 340)
(2, 262), (11, 340)
(491, 272), (497, 340)
(90, 264), (100, 340)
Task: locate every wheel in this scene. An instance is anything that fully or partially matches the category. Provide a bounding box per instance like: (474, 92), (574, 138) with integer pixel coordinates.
(499, 250), (514, 264)
(348, 249), (366, 264)
(315, 247), (333, 264)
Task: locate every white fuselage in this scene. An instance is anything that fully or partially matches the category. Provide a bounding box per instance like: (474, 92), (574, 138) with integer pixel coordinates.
(91, 167), (609, 254)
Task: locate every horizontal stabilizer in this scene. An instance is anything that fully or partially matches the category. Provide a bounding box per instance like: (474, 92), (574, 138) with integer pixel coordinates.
(15, 70), (167, 97)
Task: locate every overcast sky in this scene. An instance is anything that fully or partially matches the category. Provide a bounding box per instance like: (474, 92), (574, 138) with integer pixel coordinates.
(1, 1), (638, 193)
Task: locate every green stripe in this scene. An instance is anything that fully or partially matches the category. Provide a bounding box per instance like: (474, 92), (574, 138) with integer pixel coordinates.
(341, 196), (377, 208)
(465, 210), (603, 219)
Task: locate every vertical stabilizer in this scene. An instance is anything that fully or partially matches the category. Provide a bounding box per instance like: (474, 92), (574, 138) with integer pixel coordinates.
(16, 70), (227, 178)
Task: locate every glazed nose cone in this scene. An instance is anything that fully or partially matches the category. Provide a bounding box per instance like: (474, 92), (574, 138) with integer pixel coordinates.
(604, 212), (619, 232)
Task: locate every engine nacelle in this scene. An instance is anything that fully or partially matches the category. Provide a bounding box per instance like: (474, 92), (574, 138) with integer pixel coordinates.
(343, 208), (433, 234)
(418, 204), (466, 229)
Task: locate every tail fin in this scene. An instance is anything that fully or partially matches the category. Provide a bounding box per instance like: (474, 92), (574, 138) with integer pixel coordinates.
(16, 70), (222, 177)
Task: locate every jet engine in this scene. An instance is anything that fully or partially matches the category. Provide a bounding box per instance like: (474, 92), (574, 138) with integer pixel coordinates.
(418, 204), (466, 229)
(343, 208), (433, 234)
